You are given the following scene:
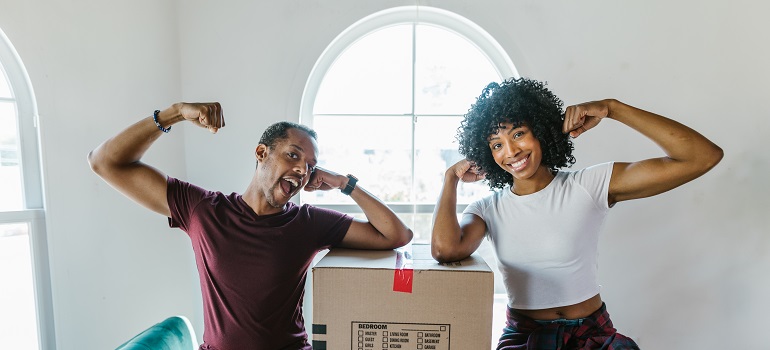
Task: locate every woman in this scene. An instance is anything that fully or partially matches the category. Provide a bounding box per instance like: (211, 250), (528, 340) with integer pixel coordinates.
(431, 78), (722, 349)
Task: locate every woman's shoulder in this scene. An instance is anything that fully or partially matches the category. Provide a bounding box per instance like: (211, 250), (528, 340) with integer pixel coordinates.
(563, 162), (615, 182)
(465, 187), (506, 211)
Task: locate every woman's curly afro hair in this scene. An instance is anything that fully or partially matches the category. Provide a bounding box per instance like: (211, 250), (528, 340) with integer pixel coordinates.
(458, 77), (575, 190)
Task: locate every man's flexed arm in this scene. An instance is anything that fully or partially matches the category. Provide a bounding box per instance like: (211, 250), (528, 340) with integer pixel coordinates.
(88, 103), (224, 216)
(305, 168), (413, 249)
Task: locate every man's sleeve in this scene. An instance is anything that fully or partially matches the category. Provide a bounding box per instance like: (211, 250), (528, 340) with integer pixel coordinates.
(308, 205), (354, 249)
(166, 177), (208, 231)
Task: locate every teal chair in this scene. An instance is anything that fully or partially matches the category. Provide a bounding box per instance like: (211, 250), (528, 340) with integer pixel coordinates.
(115, 315), (197, 350)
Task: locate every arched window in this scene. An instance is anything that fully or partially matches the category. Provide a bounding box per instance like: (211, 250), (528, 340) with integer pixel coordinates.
(300, 6), (516, 242)
(0, 28), (54, 349)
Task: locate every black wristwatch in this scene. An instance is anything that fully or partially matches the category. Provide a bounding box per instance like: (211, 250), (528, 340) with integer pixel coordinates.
(341, 174), (358, 195)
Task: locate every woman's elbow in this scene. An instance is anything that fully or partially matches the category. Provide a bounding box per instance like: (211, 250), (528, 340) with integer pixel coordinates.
(709, 144), (724, 167)
(87, 150), (102, 174)
(431, 243), (465, 263)
(699, 143), (724, 174)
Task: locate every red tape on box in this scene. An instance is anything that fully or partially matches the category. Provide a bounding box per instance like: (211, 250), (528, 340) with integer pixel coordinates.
(393, 248), (413, 293)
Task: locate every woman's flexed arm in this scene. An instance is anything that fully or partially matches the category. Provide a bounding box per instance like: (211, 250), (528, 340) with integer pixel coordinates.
(563, 99), (723, 205)
(431, 160), (488, 263)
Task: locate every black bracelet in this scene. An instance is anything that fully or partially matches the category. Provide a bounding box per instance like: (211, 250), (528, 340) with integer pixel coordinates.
(153, 110), (171, 133)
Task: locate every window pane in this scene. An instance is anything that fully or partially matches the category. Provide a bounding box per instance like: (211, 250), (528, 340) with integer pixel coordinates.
(304, 115), (412, 204)
(314, 25), (413, 115)
(399, 212), (434, 244)
(0, 101), (22, 211)
(0, 65), (11, 98)
(0, 223), (40, 349)
(414, 116), (491, 204)
(414, 25), (501, 115)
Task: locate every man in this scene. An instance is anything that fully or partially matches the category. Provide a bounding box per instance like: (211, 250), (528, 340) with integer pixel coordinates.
(88, 102), (413, 350)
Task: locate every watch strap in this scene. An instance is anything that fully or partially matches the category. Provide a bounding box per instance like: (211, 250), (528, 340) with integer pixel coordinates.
(341, 174), (358, 195)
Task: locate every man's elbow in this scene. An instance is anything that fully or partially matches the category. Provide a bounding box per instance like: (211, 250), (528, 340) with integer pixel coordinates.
(389, 228), (413, 249)
(88, 149), (115, 179)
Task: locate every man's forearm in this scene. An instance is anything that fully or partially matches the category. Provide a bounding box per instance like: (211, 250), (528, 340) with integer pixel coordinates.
(349, 185), (412, 246)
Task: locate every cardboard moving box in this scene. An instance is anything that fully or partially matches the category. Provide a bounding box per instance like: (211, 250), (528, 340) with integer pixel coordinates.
(312, 244), (493, 350)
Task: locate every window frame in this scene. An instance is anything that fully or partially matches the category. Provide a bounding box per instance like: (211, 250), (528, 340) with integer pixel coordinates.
(300, 6), (517, 218)
(0, 28), (56, 350)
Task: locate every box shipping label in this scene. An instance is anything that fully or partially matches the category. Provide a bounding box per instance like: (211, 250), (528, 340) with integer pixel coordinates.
(352, 322), (450, 350)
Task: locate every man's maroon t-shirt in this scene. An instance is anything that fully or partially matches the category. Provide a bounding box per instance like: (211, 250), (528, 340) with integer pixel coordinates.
(166, 177), (353, 350)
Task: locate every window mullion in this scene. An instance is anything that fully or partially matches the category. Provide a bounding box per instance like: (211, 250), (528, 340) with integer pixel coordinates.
(410, 22), (417, 221)
(314, 203), (466, 214)
(0, 209), (44, 223)
(28, 216), (56, 350)
(313, 113), (414, 117)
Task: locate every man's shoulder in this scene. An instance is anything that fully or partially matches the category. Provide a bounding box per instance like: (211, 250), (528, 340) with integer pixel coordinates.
(296, 202), (346, 217)
(169, 177), (247, 211)
(168, 177), (217, 194)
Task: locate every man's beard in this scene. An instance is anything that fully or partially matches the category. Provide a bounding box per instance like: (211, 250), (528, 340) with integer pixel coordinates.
(264, 182), (288, 209)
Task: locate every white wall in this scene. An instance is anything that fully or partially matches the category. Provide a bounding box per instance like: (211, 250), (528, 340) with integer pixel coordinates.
(0, 1), (199, 349)
(1, 0), (768, 349)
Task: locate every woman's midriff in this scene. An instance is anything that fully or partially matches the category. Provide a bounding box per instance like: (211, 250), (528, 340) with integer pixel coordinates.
(512, 294), (603, 320)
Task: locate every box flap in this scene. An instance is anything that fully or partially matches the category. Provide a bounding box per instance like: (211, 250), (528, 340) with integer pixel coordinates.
(314, 243), (491, 272)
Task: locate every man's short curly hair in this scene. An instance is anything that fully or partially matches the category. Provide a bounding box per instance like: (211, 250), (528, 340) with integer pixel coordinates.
(458, 77), (575, 190)
(259, 121), (317, 148)
(256, 122), (317, 168)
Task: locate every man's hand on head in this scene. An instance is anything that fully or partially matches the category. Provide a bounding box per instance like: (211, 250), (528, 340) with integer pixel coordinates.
(304, 166), (347, 192)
